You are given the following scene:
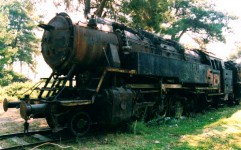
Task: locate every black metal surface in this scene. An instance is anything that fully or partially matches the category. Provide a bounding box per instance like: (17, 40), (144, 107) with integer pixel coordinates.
(222, 69), (233, 94)
(105, 87), (134, 126)
(20, 101), (47, 120)
(124, 52), (211, 84)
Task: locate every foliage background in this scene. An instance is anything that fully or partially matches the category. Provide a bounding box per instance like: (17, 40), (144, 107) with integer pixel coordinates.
(0, 0), (39, 86)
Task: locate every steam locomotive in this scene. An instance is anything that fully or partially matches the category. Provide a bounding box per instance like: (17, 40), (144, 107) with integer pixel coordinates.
(3, 13), (241, 136)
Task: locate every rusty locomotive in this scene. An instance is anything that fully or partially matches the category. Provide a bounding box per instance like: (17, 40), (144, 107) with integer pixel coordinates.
(3, 13), (241, 136)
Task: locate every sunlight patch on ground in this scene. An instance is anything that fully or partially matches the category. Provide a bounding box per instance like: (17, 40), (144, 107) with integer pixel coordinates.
(180, 110), (241, 149)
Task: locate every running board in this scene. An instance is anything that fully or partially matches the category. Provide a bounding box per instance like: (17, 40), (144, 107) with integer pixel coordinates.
(58, 100), (93, 106)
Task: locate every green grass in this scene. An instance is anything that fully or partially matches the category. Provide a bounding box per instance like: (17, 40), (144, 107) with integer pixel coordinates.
(37, 105), (241, 150)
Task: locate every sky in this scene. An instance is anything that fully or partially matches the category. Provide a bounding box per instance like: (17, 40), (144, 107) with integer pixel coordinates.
(23, 0), (241, 80)
(206, 0), (241, 59)
(215, 0), (240, 15)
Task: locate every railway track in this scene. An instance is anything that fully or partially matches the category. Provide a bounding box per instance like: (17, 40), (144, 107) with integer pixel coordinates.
(0, 129), (74, 150)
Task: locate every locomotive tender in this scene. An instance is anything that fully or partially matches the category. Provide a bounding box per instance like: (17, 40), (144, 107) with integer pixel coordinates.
(3, 13), (241, 136)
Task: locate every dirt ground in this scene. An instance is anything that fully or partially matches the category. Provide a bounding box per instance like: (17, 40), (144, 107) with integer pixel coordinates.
(0, 103), (49, 135)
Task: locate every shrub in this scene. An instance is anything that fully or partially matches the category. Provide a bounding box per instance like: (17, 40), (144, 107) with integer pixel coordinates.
(0, 69), (29, 86)
(0, 81), (38, 102)
(0, 73), (13, 86)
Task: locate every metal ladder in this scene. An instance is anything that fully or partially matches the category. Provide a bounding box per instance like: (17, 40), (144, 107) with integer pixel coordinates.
(38, 65), (76, 100)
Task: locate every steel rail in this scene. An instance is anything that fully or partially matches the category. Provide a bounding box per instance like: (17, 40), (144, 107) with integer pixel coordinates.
(0, 129), (52, 140)
(1, 136), (74, 150)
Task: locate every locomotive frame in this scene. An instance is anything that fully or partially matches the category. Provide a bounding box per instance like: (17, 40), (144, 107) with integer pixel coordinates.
(3, 13), (241, 136)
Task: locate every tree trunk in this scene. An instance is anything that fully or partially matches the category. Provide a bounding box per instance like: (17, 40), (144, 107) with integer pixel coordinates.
(84, 0), (91, 17)
(177, 29), (187, 41)
(95, 0), (108, 17)
(8, 56), (14, 70)
(20, 61), (23, 74)
(171, 28), (187, 42)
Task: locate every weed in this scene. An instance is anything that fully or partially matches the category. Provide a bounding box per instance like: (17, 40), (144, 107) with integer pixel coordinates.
(130, 120), (151, 135)
(38, 105), (241, 149)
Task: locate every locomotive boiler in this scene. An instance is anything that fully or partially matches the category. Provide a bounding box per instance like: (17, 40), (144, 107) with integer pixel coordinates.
(3, 13), (241, 136)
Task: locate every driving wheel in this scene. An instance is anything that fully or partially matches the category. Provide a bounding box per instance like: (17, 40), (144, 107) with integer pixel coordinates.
(68, 111), (92, 136)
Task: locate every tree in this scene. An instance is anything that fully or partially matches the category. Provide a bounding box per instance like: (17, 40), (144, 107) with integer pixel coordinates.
(2, 0), (39, 72)
(0, 0), (39, 86)
(47, 0), (236, 48)
(122, 0), (170, 32)
(162, 0), (236, 45)
(229, 42), (241, 60)
(51, 0), (171, 30)
(52, 0), (122, 18)
(0, 2), (16, 70)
